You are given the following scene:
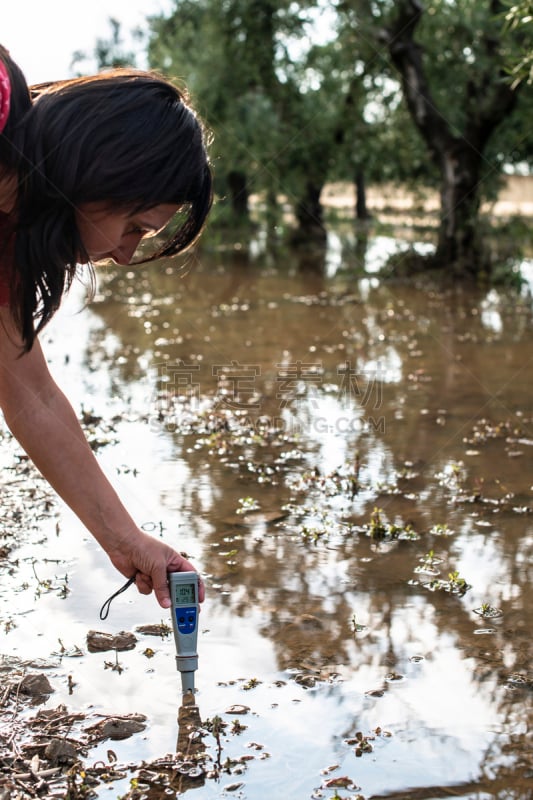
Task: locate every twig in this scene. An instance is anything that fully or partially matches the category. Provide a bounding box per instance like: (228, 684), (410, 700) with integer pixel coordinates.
(0, 684), (11, 708)
(12, 767), (62, 780)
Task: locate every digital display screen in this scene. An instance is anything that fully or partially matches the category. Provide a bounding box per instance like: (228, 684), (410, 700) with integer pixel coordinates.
(174, 582), (195, 605)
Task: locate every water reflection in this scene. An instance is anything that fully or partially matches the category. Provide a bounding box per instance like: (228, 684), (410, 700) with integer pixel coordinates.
(174, 693), (206, 792)
(9, 234), (532, 797)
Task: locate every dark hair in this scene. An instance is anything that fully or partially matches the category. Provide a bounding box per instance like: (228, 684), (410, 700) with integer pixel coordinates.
(0, 51), (213, 351)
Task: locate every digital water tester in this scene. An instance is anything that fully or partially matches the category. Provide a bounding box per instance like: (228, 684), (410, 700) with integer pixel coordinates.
(169, 571), (200, 694)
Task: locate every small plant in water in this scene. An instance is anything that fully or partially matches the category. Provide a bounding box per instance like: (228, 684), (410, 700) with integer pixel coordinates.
(353, 730), (374, 757)
(350, 614), (367, 636)
(415, 549), (443, 575)
(328, 794), (365, 800)
(369, 506), (387, 538)
(366, 507), (415, 540)
(300, 524), (328, 544)
(236, 496), (261, 514)
(448, 571), (466, 590)
(429, 523), (453, 536)
(426, 570), (470, 596)
(242, 677), (261, 690)
(474, 602), (503, 618)
(104, 650), (124, 674)
(66, 762), (94, 798)
(230, 719), (248, 734)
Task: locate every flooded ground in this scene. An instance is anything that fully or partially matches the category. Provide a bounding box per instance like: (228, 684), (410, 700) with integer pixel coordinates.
(1, 232), (532, 800)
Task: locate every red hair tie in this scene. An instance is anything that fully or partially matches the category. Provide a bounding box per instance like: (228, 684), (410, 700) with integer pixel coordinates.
(0, 61), (11, 134)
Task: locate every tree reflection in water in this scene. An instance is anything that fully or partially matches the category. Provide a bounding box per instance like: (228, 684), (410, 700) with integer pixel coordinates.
(83, 237), (532, 797)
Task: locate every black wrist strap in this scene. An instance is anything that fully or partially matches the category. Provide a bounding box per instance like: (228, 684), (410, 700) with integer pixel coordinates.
(99, 574), (137, 621)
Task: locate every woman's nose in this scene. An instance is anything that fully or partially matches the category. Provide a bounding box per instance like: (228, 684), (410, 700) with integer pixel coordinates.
(110, 236), (142, 265)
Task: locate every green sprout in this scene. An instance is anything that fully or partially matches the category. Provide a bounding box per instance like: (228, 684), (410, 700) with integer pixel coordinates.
(369, 507), (387, 538)
(350, 614), (367, 636)
(236, 496), (260, 514)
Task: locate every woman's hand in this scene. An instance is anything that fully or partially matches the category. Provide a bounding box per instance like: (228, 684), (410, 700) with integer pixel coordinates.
(104, 529), (205, 609)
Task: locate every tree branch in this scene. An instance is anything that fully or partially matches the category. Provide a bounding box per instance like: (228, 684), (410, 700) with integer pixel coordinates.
(383, 0), (453, 162)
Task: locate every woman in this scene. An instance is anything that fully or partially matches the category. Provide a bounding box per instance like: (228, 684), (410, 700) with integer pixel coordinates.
(0, 45), (212, 608)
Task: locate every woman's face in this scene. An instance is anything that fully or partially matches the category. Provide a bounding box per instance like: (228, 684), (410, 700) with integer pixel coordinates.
(75, 202), (179, 265)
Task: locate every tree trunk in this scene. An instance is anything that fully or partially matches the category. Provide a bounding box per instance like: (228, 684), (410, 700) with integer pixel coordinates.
(355, 170), (371, 221)
(226, 170), (249, 219)
(385, 0), (520, 276)
(333, 72), (370, 226)
(293, 181), (327, 244)
(437, 147), (484, 273)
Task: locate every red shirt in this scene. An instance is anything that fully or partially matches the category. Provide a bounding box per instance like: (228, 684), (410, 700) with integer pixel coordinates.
(0, 210), (15, 306)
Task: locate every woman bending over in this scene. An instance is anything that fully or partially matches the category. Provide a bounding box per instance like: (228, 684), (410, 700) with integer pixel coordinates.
(0, 44), (212, 608)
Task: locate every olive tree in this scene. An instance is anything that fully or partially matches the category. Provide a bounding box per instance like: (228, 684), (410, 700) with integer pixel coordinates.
(382, 0), (524, 274)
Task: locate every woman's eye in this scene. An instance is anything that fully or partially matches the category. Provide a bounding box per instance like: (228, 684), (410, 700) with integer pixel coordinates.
(128, 226), (159, 239)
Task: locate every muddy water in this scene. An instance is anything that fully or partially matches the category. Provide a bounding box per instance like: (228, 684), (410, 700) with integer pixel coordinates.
(1, 237), (532, 799)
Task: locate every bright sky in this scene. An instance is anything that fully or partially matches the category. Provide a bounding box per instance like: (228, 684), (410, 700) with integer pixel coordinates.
(3, 0), (172, 84)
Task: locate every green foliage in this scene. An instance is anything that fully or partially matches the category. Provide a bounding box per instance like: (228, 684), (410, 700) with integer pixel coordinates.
(403, 0), (532, 198)
(75, 0), (532, 272)
(501, 0), (533, 85)
(147, 0), (300, 217)
(71, 18), (140, 73)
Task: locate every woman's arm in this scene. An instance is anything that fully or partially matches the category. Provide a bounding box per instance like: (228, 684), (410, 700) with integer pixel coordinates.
(0, 307), (204, 607)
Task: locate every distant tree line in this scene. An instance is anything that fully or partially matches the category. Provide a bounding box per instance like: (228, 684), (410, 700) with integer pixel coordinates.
(74, 1), (533, 279)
